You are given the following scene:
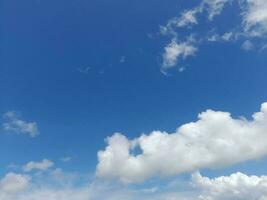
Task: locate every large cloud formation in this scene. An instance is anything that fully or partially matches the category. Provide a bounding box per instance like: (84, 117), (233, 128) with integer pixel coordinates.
(97, 102), (267, 183)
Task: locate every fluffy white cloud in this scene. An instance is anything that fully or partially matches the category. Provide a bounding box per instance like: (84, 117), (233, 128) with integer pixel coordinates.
(192, 172), (267, 200)
(162, 38), (197, 72)
(2, 111), (39, 137)
(0, 173), (30, 200)
(97, 102), (267, 183)
(22, 159), (54, 172)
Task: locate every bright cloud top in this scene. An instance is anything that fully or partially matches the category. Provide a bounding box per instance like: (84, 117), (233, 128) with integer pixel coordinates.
(97, 102), (267, 183)
(193, 172), (267, 200)
(2, 111), (39, 138)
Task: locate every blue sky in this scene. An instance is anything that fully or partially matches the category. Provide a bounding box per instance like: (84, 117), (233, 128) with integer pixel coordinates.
(1, 0), (267, 199)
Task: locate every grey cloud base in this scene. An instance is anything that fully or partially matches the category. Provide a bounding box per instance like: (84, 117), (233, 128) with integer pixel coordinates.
(97, 102), (267, 183)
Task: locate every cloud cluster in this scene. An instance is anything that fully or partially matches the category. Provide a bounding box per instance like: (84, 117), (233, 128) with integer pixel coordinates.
(0, 169), (172, 200)
(2, 111), (39, 137)
(97, 102), (267, 183)
(160, 0), (267, 73)
(2, 101), (267, 199)
(2, 169), (267, 200)
(193, 172), (267, 200)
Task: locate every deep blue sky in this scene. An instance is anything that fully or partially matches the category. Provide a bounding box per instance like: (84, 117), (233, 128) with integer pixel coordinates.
(1, 0), (267, 177)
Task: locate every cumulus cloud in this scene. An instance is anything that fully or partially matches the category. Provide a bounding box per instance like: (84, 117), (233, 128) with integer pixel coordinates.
(161, 38), (198, 72)
(22, 159), (54, 172)
(0, 173), (30, 200)
(192, 172), (267, 200)
(2, 111), (39, 137)
(97, 102), (267, 183)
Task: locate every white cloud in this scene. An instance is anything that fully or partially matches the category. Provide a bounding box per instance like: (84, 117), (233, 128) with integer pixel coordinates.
(0, 173), (30, 200)
(2, 111), (39, 137)
(166, 9), (199, 30)
(241, 40), (254, 50)
(192, 172), (267, 200)
(176, 9), (199, 27)
(203, 0), (231, 20)
(2, 167), (267, 200)
(97, 102), (267, 183)
(0, 170), (193, 200)
(161, 0), (231, 34)
(2, 171), (267, 200)
(162, 38), (198, 72)
(0, 173), (30, 194)
(221, 32), (234, 41)
(242, 0), (267, 36)
(207, 31), (238, 42)
(159, 0), (267, 73)
(22, 159), (54, 172)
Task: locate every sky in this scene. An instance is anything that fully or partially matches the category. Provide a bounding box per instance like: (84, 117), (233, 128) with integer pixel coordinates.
(1, 0), (267, 199)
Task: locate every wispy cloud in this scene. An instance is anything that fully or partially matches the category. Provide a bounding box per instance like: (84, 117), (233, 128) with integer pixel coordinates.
(77, 66), (91, 74)
(60, 157), (72, 163)
(242, 0), (267, 37)
(159, 0), (267, 73)
(161, 37), (198, 74)
(22, 159), (54, 172)
(2, 111), (39, 138)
